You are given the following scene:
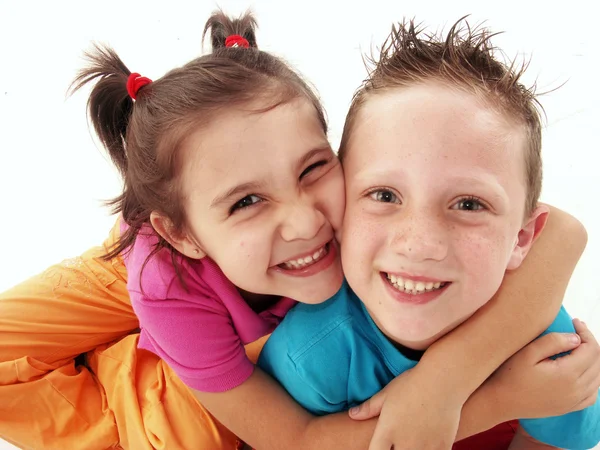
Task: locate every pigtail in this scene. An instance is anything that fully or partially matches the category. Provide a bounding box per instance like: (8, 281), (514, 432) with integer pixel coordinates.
(69, 45), (135, 177)
(202, 10), (258, 50)
(69, 45), (149, 261)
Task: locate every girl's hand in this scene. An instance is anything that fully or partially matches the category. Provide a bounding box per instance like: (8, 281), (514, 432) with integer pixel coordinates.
(487, 319), (600, 420)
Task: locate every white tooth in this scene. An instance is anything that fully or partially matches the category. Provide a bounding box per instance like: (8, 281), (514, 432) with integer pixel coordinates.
(304, 256), (313, 264)
(291, 260), (300, 267)
(313, 251), (321, 260)
(391, 274), (397, 284)
(404, 279), (414, 291)
(395, 277), (405, 288)
(433, 282), (441, 289)
(415, 282), (425, 292)
(425, 282), (434, 290)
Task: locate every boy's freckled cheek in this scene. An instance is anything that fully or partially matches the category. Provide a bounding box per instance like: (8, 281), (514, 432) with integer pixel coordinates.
(460, 234), (501, 266)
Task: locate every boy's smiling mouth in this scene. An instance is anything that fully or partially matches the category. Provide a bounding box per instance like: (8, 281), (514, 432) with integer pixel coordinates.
(383, 272), (450, 295)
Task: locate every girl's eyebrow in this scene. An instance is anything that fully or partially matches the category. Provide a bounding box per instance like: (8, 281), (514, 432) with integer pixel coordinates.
(211, 181), (265, 208)
(295, 146), (332, 172)
(211, 145), (331, 208)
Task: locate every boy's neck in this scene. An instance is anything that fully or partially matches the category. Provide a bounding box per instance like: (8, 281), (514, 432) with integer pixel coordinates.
(393, 341), (426, 361)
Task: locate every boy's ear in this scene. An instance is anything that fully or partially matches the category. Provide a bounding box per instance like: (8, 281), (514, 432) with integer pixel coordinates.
(150, 211), (206, 260)
(506, 204), (550, 271)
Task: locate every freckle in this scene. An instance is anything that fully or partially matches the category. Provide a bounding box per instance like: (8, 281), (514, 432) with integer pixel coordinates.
(408, 247), (412, 252)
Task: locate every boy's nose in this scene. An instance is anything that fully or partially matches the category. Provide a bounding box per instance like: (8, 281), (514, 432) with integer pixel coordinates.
(390, 211), (448, 262)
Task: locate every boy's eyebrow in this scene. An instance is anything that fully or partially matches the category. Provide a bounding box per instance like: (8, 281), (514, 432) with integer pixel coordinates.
(445, 175), (509, 197)
(211, 181), (265, 207)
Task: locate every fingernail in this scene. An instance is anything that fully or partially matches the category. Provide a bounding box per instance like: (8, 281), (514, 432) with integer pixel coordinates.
(350, 407), (359, 415)
(570, 334), (581, 344)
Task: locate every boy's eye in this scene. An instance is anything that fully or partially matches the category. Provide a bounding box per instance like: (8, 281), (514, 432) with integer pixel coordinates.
(369, 189), (399, 204)
(452, 197), (485, 211)
(300, 159), (328, 179)
(230, 194), (262, 214)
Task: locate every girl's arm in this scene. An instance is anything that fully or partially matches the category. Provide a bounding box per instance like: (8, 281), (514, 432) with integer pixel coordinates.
(457, 319), (600, 440)
(195, 369), (377, 450)
(197, 206), (588, 450)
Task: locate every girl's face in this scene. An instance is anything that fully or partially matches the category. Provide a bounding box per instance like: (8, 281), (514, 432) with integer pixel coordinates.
(172, 97), (345, 304)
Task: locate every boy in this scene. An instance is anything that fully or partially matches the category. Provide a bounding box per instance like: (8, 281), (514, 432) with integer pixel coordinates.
(258, 19), (600, 449)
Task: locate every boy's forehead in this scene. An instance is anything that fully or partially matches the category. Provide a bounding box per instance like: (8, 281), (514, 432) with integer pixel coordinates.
(345, 84), (527, 169)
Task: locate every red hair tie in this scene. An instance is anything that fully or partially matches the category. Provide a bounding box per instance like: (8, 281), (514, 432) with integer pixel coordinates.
(225, 34), (250, 48)
(126, 72), (152, 100)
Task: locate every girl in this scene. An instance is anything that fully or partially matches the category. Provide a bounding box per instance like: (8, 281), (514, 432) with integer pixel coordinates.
(0, 11), (594, 450)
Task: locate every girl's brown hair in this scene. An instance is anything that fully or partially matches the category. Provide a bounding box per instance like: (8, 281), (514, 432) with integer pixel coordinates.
(69, 11), (326, 265)
(339, 18), (544, 216)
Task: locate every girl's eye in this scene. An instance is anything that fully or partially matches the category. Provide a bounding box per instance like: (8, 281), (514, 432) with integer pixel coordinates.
(230, 194), (262, 214)
(452, 197), (485, 211)
(300, 159), (328, 179)
(369, 189), (399, 204)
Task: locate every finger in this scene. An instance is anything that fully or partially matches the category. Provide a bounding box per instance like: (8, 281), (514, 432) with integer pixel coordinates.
(573, 318), (598, 346)
(569, 366), (599, 412)
(526, 332), (581, 362)
(573, 390), (598, 411)
(581, 359), (600, 397)
(559, 330), (600, 375)
(349, 392), (386, 420)
(579, 349), (600, 383)
(559, 348), (600, 411)
(367, 428), (391, 450)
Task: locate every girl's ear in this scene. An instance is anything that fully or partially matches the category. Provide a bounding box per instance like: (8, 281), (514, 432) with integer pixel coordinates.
(506, 205), (550, 271)
(150, 211), (206, 259)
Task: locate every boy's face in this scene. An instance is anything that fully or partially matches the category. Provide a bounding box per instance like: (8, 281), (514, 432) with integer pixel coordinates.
(340, 82), (544, 350)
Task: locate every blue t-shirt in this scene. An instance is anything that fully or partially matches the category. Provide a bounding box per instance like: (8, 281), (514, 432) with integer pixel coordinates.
(258, 282), (600, 449)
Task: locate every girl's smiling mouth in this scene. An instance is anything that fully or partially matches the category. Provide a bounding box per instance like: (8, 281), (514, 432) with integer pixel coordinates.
(273, 240), (338, 277)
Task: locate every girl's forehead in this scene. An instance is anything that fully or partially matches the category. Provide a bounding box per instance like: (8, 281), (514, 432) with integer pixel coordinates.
(178, 98), (331, 197)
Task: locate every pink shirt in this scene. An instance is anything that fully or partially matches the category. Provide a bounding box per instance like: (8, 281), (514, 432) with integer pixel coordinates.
(123, 225), (296, 392)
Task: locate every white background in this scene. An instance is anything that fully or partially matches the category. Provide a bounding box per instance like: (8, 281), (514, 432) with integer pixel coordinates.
(0, 0), (598, 448)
